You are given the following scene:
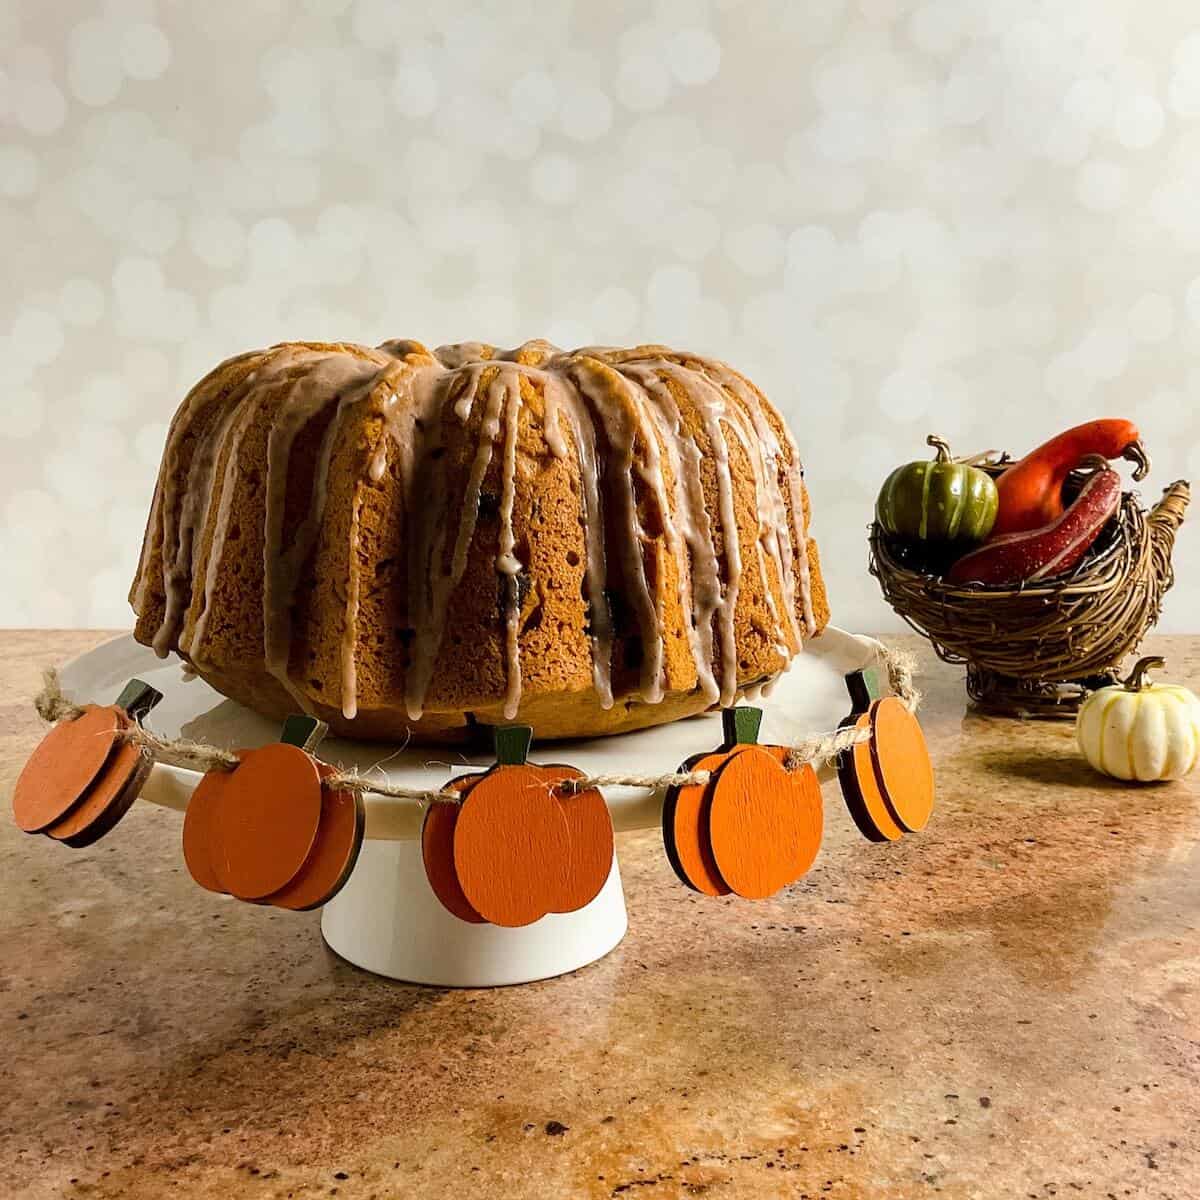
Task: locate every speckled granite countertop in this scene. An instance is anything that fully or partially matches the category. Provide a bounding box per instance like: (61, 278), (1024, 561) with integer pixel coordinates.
(2, 630), (1198, 1200)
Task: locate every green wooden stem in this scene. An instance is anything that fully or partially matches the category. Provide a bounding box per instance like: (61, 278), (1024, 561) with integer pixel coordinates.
(281, 714), (329, 753)
(494, 725), (533, 765)
(115, 679), (163, 723)
(845, 666), (885, 715)
(722, 706), (763, 747)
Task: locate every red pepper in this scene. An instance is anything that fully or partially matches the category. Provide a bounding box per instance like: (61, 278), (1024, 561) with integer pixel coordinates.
(991, 418), (1148, 537)
(948, 460), (1121, 586)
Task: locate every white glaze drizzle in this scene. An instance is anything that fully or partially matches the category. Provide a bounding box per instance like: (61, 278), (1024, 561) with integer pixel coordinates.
(179, 392), (260, 661)
(567, 355), (665, 704)
(538, 369), (614, 707)
(133, 341), (816, 724)
(340, 486), (365, 721)
(260, 353), (383, 711)
(702, 357), (815, 636)
(149, 349), (288, 657)
(614, 361), (724, 703)
(708, 359), (810, 638)
(496, 372), (524, 719)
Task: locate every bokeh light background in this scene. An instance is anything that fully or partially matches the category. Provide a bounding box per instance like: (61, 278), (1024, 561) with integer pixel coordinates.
(1, 0), (1197, 631)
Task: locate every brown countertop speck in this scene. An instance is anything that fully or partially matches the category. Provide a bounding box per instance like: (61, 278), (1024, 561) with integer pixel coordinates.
(2, 630), (1199, 1199)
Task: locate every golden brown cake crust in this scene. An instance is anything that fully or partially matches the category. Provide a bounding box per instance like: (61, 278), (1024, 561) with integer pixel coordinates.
(130, 340), (830, 743)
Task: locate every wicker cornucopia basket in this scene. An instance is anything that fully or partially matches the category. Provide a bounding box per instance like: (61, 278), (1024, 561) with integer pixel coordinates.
(870, 462), (1190, 718)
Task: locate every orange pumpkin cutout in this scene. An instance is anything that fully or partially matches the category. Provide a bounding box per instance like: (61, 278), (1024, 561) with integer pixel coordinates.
(706, 708), (823, 900)
(44, 680), (162, 848)
(452, 727), (574, 928)
(422, 775), (487, 924)
(757, 746), (824, 866)
(211, 716), (326, 901)
(662, 750), (732, 897)
(547, 765), (614, 913)
(183, 765), (233, 894)
(869, 697), (935, 833)
(836, 709), (905, 843)
(13, 706), (125, 834)
(265, 761), (366, 911)
(48, 742), (148, 848)
(14, 680), (162, 845)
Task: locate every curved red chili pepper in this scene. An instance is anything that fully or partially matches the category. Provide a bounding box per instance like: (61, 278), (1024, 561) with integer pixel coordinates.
(949, 461), (1121, 586)
(991, 418), (1147, 537)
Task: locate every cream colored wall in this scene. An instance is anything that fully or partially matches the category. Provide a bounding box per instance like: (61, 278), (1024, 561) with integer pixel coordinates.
(1, 0), (1196, 631)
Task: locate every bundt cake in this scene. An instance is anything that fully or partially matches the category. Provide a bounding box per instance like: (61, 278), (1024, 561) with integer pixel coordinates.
(130, 339), (829, 742)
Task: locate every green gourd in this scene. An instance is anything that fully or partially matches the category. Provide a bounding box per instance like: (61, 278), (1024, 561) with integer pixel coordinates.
(875, 435), (998, 545)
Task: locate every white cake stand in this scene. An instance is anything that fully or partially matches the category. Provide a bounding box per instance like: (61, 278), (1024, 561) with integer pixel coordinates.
(57, 627), (889, 987)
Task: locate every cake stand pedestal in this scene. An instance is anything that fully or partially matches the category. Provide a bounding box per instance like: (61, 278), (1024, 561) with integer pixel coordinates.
(321, 842), (626, 986)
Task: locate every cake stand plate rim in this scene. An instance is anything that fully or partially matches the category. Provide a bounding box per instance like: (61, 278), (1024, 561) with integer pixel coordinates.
(54, 625), (887, 838)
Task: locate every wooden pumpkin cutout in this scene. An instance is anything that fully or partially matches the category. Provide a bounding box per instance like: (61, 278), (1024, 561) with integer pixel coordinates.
(836, 709), (905, 843)
(264, 761), (366, 911)
(869, 697), (935, 833)
(47, 743), (149, 848)
(211, 716), (327, 901)
(13, 706), (126, 834)
(452, 727), (573, 928)
(45, 681), (163, 848)
(421, 775), (487, 924)
(13, 680), (162, 842)
(706, 708), (824, 901)
(182, 765), (233, 894)
(547, 765), (614, 913)
(661, 751), (732, 897)
(719, 706), (824, 854)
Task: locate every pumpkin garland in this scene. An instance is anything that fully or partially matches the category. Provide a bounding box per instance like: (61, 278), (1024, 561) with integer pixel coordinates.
(14, 651), (937, 926)
(265, 760), (366, 912)
(209, 730), (326, 900)
(867, 698), (935, 833)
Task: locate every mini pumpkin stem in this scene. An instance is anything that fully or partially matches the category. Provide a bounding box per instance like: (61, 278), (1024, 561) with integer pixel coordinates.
(1123, 656), (1166, 692)
(494, 725), (533, 765)
(926, 434), (953, 464)
(722, 706), (763, 747)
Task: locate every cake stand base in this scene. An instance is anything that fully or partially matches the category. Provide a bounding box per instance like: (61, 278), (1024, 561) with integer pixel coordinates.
(320, 838), (627, 986)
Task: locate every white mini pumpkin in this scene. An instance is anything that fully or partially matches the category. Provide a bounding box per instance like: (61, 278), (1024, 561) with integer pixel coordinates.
(1076, 656), (1200, 782)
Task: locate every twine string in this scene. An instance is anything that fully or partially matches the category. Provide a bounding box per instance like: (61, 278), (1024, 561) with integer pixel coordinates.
(556, 769), (713, 794)
(35, 669), (86, 725)
(33, 644), (919, 808)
